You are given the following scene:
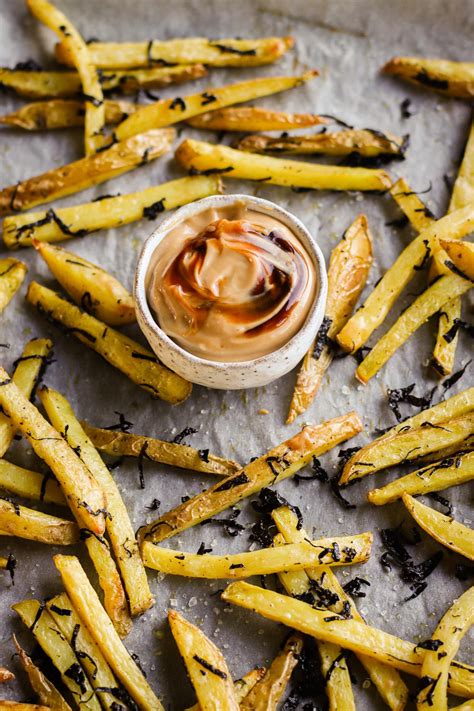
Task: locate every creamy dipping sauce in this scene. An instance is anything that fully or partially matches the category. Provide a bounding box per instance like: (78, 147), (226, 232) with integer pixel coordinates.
(147, 203), (317, 362)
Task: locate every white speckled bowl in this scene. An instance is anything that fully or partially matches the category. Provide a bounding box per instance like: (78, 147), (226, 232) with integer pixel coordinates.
(134, 194), (327, 389)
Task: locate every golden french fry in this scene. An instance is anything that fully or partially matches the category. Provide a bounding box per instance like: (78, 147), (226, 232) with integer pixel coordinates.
(54, 555), (163, 711)
(383, 57), (474, 99)
(287, 214), (373, 423)
(13, 636), (71, 711)
(355, 272), (473, 382)
(0, 368), (106, 534)
(175, 139), (392, 192)
(26, 0), (104, 155)
(0, 128), (174, 217)
(110, 72), (317, 143)
(187, 107), (328, 131)
(221, 582), (474, 698)
(450, 122), (474, 211)
(0, 338), (53, 457)
(0, 498), (78, 545)
(27, 282), (191, 404)
(38, 387), (153, 617)
(440, 238), (474, 281)
(82, 422), (240, 477)
(417, 586), (474, 710)
(55, 36), (294, 69)
(3, 175), (220, 248)
(143, 532), (372, 578)
(0, 98), (137, 130)
(169, 610), (239, 711)
(0, 259), (27, 314)
(185, 668), (267, 711)
(336, 203), (474, 353)
(237, 129), (407, 157)
(34, 241), (135, 326)
(139, 411), (363, 544)
(368, 451), (474, 505)
(389, 177), (436, 232)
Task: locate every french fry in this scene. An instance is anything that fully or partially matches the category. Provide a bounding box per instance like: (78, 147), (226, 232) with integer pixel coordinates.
(336, 203), (474, 353)
(417, 586), (474, 710)
(403, 493), (474, 561)
(27, 283), (191, 404)
(440, 238), (474, 281)
(221, 582), (474, 698)
(143, 532), (372, 578)
(26, 0), (104, 155)
(0, 460), (65, 505)
(0, 669), (14, 684)
(175, 139), (392, 192)
(34, 241), (135, 326)
(187, 107), (328, 131)
(13, 600), (102, 711)
(240, 634), (303, 711)
(82, 422), (240, 477)
(185, 669), (267, 711)
(0, 259), (27, 314)
(450, 122), (474, 212)
(368, 451), (474, 505)
(383, 57), (474, 99)
(55, 36), (294, 69)
(0, 498), (78, 545)
(0, 128), (174, 217)
(340, 412), (474, 485)
(13, 636), (72, 711)
(0, 98), (138, 131)
(168, 610), (239, 711)
(0, 338), (53, 457)
(0, 368), (106, 534)
(139, 411), (363, 543)
(273, 507), (409, 711)
(53, 555), (164, 711)
(237, 129), (407, 158)
(355, 272), (473, 382)
(3, 175), (220, 248)
(389, 177), (436, 232)
(0, 65), (207, 99)
(287, 215), (373, 423)
(47, 593), (122, 710)
(110, 72), (317, 143)
(38, 386), (153, 617)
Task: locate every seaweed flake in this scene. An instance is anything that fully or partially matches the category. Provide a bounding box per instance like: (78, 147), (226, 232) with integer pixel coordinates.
(313, 316), (332, 359)
(95, 687), (138, 711)
(210, 42), (257, 56)
(197, 542), (212, 555)
(193, 654), (227, 678)
(82, 93), (103, 108)
(201, 509), (244, 537)
(143, 199), (166, 220)
(5, 553), (16, 584)
(201, 92), (217, 105)
(440, 360), (471, 393)
(330, 476), (356, 509)
(137, 441), (149, 489)
(91, 193), (121, 202)
(15, 208), (89, 239)
(229, 563), (244, 569)
(318, 114), (353, 128)
(198, 448), (210, 463)
(404, 581), (427, 601)
(401, 551), (443, 584)
(146, 498), (161, 511)
(413, 239), (431, 271)
(400, 98), (413, 119)
(325, 651), (346, 681)
(415, 639), (443, 651)
(169, 97), (186, 111)
(65, 663), (87, 694)
(294, 456), (328, 484)
(415, 71), (449, 90)
(49, 604), (71, 616)
(343, 577), (370, 598)
(443, 318), (474, 343)
(172, 426), (198, 444)
(104, 412), (134, 432)
(214, 472), (249, 492)
(427, 492), (453, 515)
(387, 383), (434, 422)
(130, 351), (158, 362)
(189, 166), (234, 176)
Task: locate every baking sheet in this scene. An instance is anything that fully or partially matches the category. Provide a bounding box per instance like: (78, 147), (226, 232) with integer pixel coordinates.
(0, 0), (473, 708)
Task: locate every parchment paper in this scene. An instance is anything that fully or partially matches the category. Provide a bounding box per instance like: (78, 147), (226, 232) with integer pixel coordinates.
(0, 1), (473, 708)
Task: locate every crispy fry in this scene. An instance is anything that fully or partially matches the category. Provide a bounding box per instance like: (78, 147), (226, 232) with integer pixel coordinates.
(3, 175), (220, 248)
(26, 0), (104, 155)
(38, 387), (153, 617)
(0, 338), (53, 457)
(0, 368), (106, 534)
(355, 272), (473, 382)
(0, 259), (27, 314)
(175, 139), (392, 192)
(54, 555), (163, 711)
(168, 610), (239, 711)
(0, 98), (138, 130)
(440, 238), (474, 281)
(13, 600), (102, 711)
(240, 634), (303, 711)
(143, 533), (372, 578)
(287, 215), (373, 423)
(368, 451), (474, 505)
(0, 669), (14, 684)
(383, 57), (474, 99)
(55, 36), (294, 69)
(82, 422), (240, 477)
(340, 412), (474, 485)
(34, 241), (135, 326)
(185, 669), (267, 711)
(187, 107), (328, 131)
(336, 203), (474, 353)
(417, 586), (474, 710)
(27, 283), (191, 404)
(110, 72), (317, 143)
(139, 411), (362, 543)
(47, 593), (122, 710)
(0, 128), (174, 217)
(403, 493), (474, 561)
(450, 122), (474, 212)
(13, 636), (72, 711)
(221, 582), (474, 698)
(273, 507), (409, 711)
(0, 498), (78, 545)
(237, 129), (407, 157)
(0, 460), (65, 505)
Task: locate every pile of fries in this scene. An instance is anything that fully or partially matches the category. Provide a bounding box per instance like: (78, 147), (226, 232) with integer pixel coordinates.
(0, 0), (473, 709)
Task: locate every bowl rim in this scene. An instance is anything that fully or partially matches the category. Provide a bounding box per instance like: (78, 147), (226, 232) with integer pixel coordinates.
(134, 193), (327, 370)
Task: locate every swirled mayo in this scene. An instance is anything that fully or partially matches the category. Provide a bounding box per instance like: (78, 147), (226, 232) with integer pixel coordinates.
(147, 203), (316, 362)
